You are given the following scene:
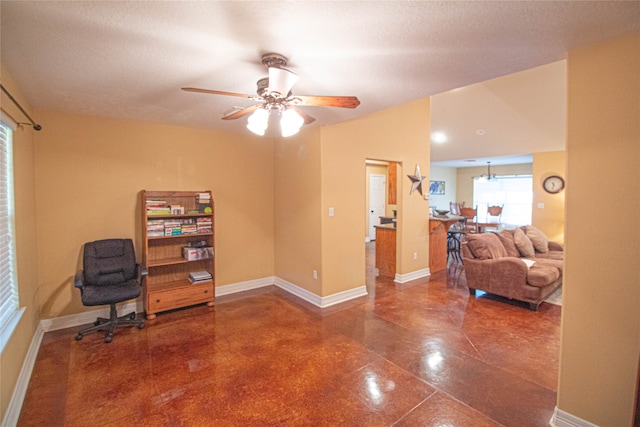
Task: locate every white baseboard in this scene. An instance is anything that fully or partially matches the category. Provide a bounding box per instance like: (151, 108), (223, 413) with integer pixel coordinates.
(394, 268), (430, 284)
(274, 277), (368, 308)
(550, 407), (599, 427)
(40, 301), (143, 332)
(2, 324), (44, 427)
(215, 276), (276, 297)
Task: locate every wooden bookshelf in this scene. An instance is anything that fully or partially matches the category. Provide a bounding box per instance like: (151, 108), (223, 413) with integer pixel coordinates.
(141, 190), (215, 320)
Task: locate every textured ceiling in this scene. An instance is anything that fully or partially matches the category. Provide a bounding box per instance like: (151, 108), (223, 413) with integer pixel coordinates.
(1, 1), (639, 163)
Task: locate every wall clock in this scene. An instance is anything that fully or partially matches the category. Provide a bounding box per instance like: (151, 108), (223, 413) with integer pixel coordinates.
(543, 175), (565, 194)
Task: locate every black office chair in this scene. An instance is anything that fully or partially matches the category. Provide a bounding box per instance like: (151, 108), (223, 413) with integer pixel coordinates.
(74, 238), (145, 343)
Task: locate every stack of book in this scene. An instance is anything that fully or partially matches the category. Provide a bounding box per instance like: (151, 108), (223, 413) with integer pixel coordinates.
(196, 217), (212, 234)
(189, 270), (212, 284)
(147, 219), (165, 237)
(196, 192), (211, 212)
(164, 219), (182, 236)
(180, 221), (198, 235)
(146, 200), (170, 215)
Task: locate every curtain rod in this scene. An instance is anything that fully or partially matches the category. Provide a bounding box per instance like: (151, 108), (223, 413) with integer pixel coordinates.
(0, 83), (42, 131)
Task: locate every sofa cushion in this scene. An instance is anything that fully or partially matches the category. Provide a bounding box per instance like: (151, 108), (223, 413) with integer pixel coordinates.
(535, 251), (564, 261)
(534, 257), (564, 275)
(527, 265), (560, 287)
(496, 230), (521, 258)
(514, 227), (535, 258)
(465, 233), (507, 260)
(526, 225), (549, 253)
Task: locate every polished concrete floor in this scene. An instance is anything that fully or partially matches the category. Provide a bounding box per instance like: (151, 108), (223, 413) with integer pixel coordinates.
(18, 244), (561, 426)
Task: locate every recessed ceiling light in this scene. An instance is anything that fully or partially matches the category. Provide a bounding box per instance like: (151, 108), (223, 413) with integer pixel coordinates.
(476, 129), (486, 136)
(431, 132), (447, 143)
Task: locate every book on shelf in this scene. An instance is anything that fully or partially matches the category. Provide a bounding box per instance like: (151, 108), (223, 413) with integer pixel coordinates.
(147, 209), (171, 215)
(188, 270), (212, 284)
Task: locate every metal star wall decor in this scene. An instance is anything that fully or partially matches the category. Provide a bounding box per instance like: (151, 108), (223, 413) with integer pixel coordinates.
(407, 164), (426, 195)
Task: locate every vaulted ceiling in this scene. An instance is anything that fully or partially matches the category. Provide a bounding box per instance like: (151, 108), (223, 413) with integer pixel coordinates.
(2, 1), (639, 163)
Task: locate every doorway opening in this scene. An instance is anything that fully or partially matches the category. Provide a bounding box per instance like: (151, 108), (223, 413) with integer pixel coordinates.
(365, 159), (400, 286)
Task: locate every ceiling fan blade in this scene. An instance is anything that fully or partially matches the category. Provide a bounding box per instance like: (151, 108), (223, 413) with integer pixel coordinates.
(182, 87), (258, 99)
(289, 106), (316, 125)
(268, 67), (299, 97)
(287, 95), (360, 109)
(222, 104), (260, 120)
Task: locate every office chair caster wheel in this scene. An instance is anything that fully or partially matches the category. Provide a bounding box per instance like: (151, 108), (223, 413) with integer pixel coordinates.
(104, 335), (113, 343)
(138, 323), (145, 329)
(93, 320), (100, 326)
(129, 313), (136, 320)
(75, 333), (83, 341)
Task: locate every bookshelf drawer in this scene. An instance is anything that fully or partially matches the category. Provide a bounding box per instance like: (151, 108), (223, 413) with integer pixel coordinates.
(147, 281), (214, 315)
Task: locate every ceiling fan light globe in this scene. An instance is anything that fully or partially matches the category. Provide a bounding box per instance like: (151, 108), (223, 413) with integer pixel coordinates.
(280, 109), (304, 137)
(281, 126), (300, 137)
(247, 121), (267, 136)
(247, 108), (270, 135)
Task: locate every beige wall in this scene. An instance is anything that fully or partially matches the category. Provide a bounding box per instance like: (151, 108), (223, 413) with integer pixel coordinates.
(33, 109), (276, 318)
(274, 127), (323, 294)
(559, 32), (639, 426)
(532, 150), (565, 243)
(0, 66), (40, 421)
(428, 164), (458, 212)
(321, 99), (430, 295)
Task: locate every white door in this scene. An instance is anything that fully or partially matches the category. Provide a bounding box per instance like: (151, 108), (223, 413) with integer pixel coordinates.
(369, 174), (386, 240)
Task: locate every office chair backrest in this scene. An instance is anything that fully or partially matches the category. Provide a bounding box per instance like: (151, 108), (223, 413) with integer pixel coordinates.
(83, 239), (136, 286)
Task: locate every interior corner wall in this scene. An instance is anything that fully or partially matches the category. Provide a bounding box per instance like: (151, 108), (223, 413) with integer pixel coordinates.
(559, 32), (640, 426)
(320, 98), (430, 296)
(274, 127), (323, 295)
(32, 109), (276, 319)
(0, 65), (40, 423)
(532, 150), (565, 243)
(428, 165), (457, 212)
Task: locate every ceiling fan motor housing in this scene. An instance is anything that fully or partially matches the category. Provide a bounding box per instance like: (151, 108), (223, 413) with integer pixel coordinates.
(261, 53), (288, 69)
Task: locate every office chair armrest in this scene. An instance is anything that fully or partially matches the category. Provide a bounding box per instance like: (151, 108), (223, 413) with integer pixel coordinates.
(136, 263), (148, 280)
(74, 270), (85, 289)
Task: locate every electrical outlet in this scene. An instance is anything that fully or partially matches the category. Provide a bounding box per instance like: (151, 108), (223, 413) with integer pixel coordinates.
(313, 269), (318, 280)
(413, 252), (417, 260)
(329, 207), (335, 217)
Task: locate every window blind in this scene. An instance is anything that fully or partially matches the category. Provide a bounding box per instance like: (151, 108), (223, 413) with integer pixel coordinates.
(0, 121), (18, 336)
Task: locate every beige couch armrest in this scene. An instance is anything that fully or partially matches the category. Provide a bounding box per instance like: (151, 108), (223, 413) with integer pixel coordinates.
(548, 241), (564, 252)
(464, 256), (528, 296)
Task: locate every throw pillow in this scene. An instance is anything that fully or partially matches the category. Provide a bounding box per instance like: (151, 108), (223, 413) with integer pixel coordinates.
(465, 233), (508, 260)
(525, 225), (549, 253)
(514, 227), (535, 258)
(496, 230), (521, 258)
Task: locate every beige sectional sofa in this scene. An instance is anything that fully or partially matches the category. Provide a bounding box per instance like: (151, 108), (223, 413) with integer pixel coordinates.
(461, 226), (563, 310)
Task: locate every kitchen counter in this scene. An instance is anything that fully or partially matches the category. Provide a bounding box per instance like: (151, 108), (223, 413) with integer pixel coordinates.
(429, 215), (464, 273)
(374, 223), (396, 230)
(374, 225), (396, 277)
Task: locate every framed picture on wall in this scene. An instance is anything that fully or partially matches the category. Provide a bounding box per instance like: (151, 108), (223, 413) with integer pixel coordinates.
(429, 180), (445, 195)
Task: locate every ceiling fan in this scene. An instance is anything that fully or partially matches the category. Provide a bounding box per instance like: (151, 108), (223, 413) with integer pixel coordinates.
(182, 53), (360, 136)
